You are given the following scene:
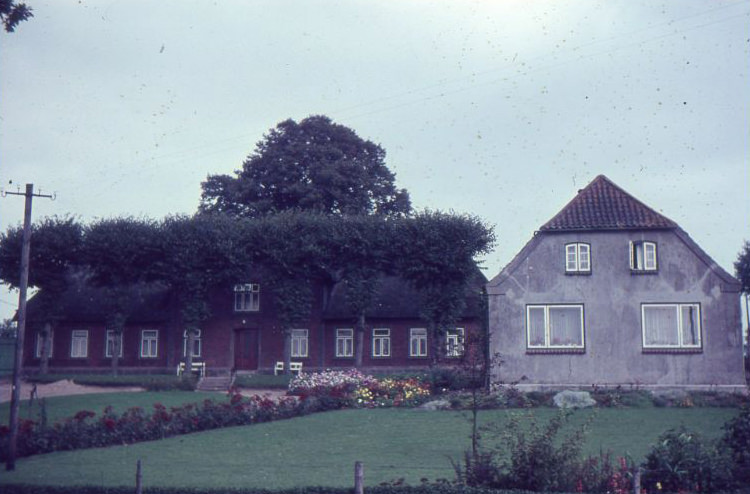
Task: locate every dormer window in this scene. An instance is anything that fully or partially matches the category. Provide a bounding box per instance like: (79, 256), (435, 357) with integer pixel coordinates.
(234, 283), (260, 312)
(630, 241), (657, 272)
(565, 243), (590, 273)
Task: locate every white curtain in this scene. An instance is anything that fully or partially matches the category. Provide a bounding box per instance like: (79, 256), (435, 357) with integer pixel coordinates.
(549, 307), (582, 346)
(528, 307), (546, 346)
(644, 306), (678, 346)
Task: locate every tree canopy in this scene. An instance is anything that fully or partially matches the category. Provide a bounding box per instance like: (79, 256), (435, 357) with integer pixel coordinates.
(199, 115), (412, 218)
(735, 241), (750, 294)
(0, 0), (32, 32)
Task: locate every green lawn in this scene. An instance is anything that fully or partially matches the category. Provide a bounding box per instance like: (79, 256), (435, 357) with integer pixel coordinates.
(0, 390), (228, 424)
(0, 406), (739, 489)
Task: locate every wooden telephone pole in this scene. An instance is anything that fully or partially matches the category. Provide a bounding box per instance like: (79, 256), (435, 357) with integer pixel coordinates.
(2, 183), (54, 470)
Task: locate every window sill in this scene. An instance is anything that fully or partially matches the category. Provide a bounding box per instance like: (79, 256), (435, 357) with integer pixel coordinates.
(630, 270), (658, 275)
(526, 347), (585, 355)
(408, 355), (429, 359)
(642, 347), (702, 354)
(333, 356), (355, 360)
(564, 271), (591, 276)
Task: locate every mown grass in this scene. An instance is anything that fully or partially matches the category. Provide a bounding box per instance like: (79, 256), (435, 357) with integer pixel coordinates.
(0, 406), (739, 489)
(0, 390), (228, 424)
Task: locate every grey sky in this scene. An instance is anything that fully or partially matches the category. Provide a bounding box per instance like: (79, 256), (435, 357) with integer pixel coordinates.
(1, 0), (748, 320)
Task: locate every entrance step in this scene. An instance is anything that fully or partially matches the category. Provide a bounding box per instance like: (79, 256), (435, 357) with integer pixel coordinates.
(196, 375), (233, 392)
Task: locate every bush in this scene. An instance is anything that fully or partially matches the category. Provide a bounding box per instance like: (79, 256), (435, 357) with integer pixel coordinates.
(642, 426), (734, 492)
(722, 405), (750, 486)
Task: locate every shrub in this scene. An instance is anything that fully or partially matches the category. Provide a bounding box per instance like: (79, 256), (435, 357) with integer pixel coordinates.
(722, 405), (750, 486)
(642, 426), (733, 492)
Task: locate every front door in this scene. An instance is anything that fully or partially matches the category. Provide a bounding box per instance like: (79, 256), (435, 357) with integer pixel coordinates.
(234, 329), (259, 370)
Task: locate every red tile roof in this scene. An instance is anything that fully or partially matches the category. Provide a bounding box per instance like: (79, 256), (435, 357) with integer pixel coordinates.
(540, 175), (677, 231)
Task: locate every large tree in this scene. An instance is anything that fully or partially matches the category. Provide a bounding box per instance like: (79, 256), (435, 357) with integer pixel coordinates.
(0, 217), (83, 373)
(735, 240), (750, 353)
(199, 115), (411, 218)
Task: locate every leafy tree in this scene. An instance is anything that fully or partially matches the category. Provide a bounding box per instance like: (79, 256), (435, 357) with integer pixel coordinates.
(199, 115), (411, 218)
(0, 216), (83, 373)
(0, 0), (32, 32)
(394, 211), (495, 365)
(735, 241), (750, 361)
(82, 217), (163, 376)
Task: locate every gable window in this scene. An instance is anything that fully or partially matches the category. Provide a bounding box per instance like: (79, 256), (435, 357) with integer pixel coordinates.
(642, 304), (701, 350)
(630, 241), (657, 272)
(565, 243), (591, 273)
(335, 328), (353, 357)
(105, 330), (124, 358)
(446, 328), (465, 357)
(35, 331), (53, 358)
(372, 328), (390, 357)
(526, 305), (584, 350)
(410, 328), (427, 357)
(70, 330), (89, 358)
(140, 330), (159, 358)
(183, 329), (202, 358)
(234, 283), (260, 312)
(291, 329), (308, 358)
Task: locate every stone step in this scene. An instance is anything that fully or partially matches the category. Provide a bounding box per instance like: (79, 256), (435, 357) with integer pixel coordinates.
(196, 376), (233, 392)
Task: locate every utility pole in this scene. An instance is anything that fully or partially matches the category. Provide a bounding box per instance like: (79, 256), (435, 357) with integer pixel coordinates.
(2, 183), (54, 471)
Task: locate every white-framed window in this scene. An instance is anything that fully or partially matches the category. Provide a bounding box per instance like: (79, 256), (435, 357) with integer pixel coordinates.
(446, 328), (465, 357)
(35, 331), (53, 358)
(291, 329), (308, 358)
(335, 328), (354, 357)
(372, 328), (390, 357)
(565, 243), (591, 273)
(105, 330), (124, 358)
(234, 283), (260, 312)
(182, 329), (202, 358)
(70, 330), (89, 358)
(630, 241), (657, 271)
(409, 328), (427, 357)
(526, 305), (585, 349)
(642, 303), (701, 349)
(140, 330), (159, 358)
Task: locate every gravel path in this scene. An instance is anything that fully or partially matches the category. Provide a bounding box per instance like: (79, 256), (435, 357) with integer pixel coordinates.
(0, 379), (143, 403)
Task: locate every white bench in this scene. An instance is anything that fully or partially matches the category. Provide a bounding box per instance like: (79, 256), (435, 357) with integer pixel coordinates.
(177, 361), (206, 377)
(274, 361), (303, 375)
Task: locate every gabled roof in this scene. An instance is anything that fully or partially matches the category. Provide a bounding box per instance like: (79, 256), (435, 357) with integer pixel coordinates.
(540, 175), (677, 231)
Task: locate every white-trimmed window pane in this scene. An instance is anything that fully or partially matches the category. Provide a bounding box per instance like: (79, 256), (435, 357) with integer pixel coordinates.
(632, 241), (657, 271)
(234, 283), (260, 312)
(106, 330), (123, 358)
(183, 329), (202, 358)
(549, 307), (583, 346)
(141, 330), (158, 358)
(644, 243), (657, 270)
(70, 330), (88, 358)
(566, 244), (578, 271)
(410, 328), (427, 357)
(291, 329), (308, 358)
(373, 328), (390, 357)
(527, 307), (546, 347)
(578, 244), (590, 271)
(680, 305), (700, 346)
(336, 329), (353, 357)
(446, 328), (465, 357)
(644, 306), (679, 346)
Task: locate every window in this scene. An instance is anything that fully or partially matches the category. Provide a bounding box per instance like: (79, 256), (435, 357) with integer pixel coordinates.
(642, 304), (701, 349)
(336, 329), (354, 357)
(70, 330), (88, 358)
(140, 330), (159, 358)
(372, 328), (390, 357)
(410, 328), (427, 357)
(631, 241), (657, 271)
(446, 328), (465, 357)
(106, 330), (123, 358)
(182, 329), (202, 358)
(234, 283), (260, 312)
(291, 329), (308, 358)
(565, 243), (591, 273)
(35, 331), (53, 358)
(526, 305), (584, 349)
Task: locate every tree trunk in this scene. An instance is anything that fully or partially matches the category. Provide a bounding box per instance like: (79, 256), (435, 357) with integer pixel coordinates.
(355, 312), (365, 368)
(39, 322), (51, 375)
(184, 328), (195, 378)
(428, 320), (440, 367)
(283, 328), (292, 376)
(111, 329), (121, 377)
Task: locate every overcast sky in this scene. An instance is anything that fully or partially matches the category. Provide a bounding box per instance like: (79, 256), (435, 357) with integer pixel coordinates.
(1, 0), (748, 320)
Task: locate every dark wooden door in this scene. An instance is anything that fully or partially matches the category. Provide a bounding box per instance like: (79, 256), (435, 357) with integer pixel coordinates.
(234, 329), (259, 370)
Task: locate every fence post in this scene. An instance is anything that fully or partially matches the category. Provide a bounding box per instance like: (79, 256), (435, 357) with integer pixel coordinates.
(135, 459), (142, 494)
(633, 466), (642, 494)
(354, 461), (364, 494)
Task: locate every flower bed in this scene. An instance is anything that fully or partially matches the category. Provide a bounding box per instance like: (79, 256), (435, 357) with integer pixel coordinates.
(289, 369), (431, 408)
